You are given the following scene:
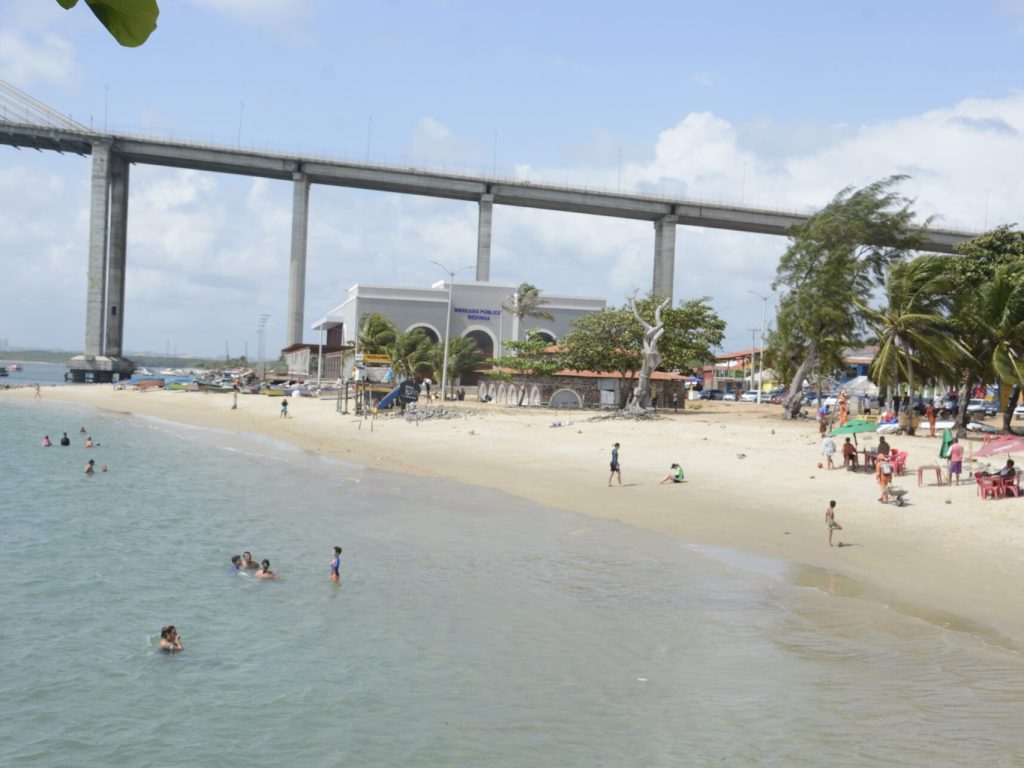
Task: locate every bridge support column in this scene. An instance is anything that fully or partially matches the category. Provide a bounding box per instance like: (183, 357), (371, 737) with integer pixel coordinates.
(652, 215), (677, 303)
(287, 173), (310, 347)
(69, 142), (134, 382)
(104, 152), (129, 357)
(84, 142), (111, 358)
(476, 193), (494, 282)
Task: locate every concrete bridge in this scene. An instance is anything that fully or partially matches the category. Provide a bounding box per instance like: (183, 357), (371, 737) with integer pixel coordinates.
(0, 119), (978, 381)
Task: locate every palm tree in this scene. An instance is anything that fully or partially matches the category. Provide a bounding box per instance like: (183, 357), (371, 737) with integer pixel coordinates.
(358, 313), (397, 354)
(386, 329), (435, 379)
(858, 255), (958, 435)
(502, 283), (554, 341)
(433, 336), (488, 398)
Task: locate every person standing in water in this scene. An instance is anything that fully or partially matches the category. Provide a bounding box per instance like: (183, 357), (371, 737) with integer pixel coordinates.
(608, 443), (622, 487)
(825, 500), (843, 547)
(329, 546), (342, 582)
(84, 459), (95, 475)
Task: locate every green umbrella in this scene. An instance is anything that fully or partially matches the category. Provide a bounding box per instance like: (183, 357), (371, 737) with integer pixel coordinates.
(829, 419), (878, 436)
(939, 428), (954, 459)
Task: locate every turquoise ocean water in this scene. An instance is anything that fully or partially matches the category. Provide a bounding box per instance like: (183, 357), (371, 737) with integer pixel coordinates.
(3, 398), (1024, 767)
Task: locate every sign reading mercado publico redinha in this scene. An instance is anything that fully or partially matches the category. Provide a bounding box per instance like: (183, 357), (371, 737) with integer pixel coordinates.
(453, 307), (501, 322)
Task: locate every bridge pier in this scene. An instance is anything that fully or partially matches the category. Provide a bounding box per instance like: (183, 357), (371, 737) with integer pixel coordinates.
(287, 172), (310, 347)
(68, 141), (134, 383)
(476, 193), (494, 282)
(652, 214), (677, 303)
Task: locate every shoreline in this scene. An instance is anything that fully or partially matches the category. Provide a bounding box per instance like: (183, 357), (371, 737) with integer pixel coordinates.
(8, 384), (1024, 646)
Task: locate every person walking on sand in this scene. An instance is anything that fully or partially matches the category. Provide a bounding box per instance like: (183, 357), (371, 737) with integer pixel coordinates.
(34, 383), (41, 400)
(821, 433), (837, 470)
(876, 454), (893, 503)
(825, 500), (843, 547)
(948, 438), (964, 485)
(280, 398), (289, 418)
(608, 443), (622, 487)
(837, 391), (848, 426)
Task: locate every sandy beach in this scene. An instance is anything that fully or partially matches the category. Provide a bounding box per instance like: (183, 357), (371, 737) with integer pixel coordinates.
(9, 384), (1024, 645)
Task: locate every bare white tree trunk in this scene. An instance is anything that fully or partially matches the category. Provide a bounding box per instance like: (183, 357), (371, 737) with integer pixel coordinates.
(625, 296), (670, 413)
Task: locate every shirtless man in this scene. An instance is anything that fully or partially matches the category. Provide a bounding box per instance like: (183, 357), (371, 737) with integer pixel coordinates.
(825, 500), (843, 547)
(84, 459), (96, 475)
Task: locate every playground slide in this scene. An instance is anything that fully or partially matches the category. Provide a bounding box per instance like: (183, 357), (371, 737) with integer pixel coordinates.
(377, 386), (401, 409)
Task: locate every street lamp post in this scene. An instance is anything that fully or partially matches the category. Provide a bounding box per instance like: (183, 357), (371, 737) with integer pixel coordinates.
(747, 290), (768, 404)
(430, 260), (473, 401)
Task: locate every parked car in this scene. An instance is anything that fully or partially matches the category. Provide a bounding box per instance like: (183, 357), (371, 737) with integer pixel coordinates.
(699, 389), (725, 401)
(740, 390), (761, 402)
(768, 388), (788, 404)
(967, 398), (998, 418)
(722, 391), (737, 401)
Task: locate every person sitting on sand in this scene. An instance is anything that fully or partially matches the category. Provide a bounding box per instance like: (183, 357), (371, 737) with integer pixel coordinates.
(84, 459), (95, 475)
(659, 463), (684, 484)
(256, 559), (278, 580)
(240, 551), (259, 570)
(60, 433), (70, 446)
(826, 500), (843, 547)
(42, 435), (51, 447)
(842, 438), (858, 471)
(159, 625), (183, 652)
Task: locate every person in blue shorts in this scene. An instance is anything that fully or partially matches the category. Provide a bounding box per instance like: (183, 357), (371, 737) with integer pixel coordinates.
(329, 546), (342, 582)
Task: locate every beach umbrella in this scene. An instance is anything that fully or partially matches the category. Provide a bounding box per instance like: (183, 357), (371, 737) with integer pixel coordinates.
(939, 428), (954, 459)
(973, 434), (1024, 458)
(829, 419), (877, 436)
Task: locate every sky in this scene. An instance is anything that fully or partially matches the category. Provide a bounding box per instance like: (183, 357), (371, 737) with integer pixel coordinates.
(2, 0), (1024, 357)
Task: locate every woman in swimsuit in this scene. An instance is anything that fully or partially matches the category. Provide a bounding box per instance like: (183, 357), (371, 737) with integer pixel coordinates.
(256, 559), (278, 580)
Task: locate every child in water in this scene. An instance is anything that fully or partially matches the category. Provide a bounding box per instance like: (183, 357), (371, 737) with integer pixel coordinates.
(329, 546), (342, 582)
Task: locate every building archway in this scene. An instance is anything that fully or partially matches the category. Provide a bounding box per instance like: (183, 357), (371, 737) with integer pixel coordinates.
(529, 385), (541, 406)
(407, 323), (441, 344)
(530, 328), (557, 344)
(549, 388), (583, 409)
(462, 327), (495, 358)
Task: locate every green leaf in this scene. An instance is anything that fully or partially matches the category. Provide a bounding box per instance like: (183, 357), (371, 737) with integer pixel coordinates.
(57, 0), (160, 47)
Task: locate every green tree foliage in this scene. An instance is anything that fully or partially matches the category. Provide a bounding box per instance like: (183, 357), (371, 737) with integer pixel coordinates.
(386, 329), (435, 379)
(488, 330), (563, 405)
(358, 313), (398, 354)
(858, 255), (958, 434)
(770, 176), (926, 418)
(560, 295), (725, 408)
(433, 336), (488, 397)
(56, 0), (159, 47)
(501, 283), (554, 339)
(946, 227), (1024, 433)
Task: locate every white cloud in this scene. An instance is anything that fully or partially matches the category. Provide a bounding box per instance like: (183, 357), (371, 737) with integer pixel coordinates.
(0, 29), (76, 87)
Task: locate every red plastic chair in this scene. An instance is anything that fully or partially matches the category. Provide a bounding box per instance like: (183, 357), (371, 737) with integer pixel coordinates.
(980, 476), (1006, 500)
(891, 450), (907, 475)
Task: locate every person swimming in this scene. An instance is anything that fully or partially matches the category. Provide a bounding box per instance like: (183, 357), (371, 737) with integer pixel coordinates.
(256, 559), (278, 580)
(84, 459), (95, 475)
(84, 436), (94, 448)
(329, 546), (342, 582)
(159, 625), (183, 652)
(42, 435), (51, 447)
(60, 433), (70, 446)
(79, 426), (87, 435)
(240, 551), (259, 570)
(230, 555), (242, 573)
